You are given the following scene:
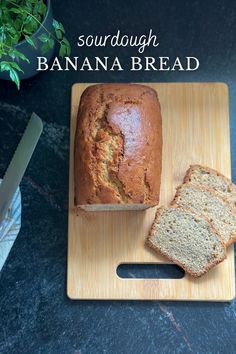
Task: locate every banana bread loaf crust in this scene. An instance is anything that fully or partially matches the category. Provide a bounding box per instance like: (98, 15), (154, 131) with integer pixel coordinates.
(74, 83), (162, 208)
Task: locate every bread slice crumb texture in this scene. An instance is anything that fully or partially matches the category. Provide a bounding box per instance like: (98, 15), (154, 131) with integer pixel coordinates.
(147, 207), (226, 277)
(173, 184), (236, 245)
(184, 165), (236, 210)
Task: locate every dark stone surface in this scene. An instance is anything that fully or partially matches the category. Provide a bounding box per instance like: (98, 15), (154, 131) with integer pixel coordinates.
(0, 0), (236, 353)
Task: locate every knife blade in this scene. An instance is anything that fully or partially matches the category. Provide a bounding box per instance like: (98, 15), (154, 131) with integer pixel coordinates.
(0, 113), (43, 223)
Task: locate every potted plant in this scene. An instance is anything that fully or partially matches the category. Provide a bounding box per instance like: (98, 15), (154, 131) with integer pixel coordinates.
(0, 0), (71, 89)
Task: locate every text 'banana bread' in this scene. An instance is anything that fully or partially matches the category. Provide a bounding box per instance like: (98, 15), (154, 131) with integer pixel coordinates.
(74, 84), (163, 211)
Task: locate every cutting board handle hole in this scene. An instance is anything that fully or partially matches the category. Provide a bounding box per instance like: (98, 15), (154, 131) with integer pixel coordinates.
(116, 263), (185, 279)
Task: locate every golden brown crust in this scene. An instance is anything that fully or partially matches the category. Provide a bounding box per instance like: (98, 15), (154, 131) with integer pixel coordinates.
(146, 206), (226, 277)
(74, 83), (162, 206)
(172, 182), (236, 246)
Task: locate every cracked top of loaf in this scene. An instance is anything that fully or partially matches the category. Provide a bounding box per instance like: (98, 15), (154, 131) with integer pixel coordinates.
(74, 83), (162, 206)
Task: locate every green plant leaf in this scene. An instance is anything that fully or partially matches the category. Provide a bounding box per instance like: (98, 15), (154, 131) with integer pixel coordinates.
(8, 48), (30, 63)
(48, 38), (54, 48)
(25, 35), (36, 48)
(33, 0), (47, 17)
(0, 26), (7, 43)
(59, 43), (66, 58)
(41, 2), (47, 16)
(0, 61), (22, 89)
(0, 61), (22, 73)
(38, 33), (49, 43)
(0, 61), (11, 72)
(0, 48), (5, 59)
(9, 61), (24, 72)
(23, 15), (38, 34)
(40, 42), (50, 53)
(40, 1), (47, 17)
(9, 8), (22, 14)
(5, 24), (17, 35)
(9, 67), (20, 90)
(8, 49), (17, 60)
(55, 29), (62, 40)
(53, 19), (65, 33)
(59, 37), (71, 57)
(14, 18), (22, 31)
(62, 37), (70, 45)
(38, 32), (55, 52)
(61, 37), (71, 56)
(25, 1), (33, 13)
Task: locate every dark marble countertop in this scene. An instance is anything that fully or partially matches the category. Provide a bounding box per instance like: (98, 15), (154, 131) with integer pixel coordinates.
(0, 0), (236, 353)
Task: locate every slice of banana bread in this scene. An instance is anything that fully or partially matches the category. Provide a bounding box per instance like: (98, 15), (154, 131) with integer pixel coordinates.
(173, 183), (236, 245)
(146, 206), (226, 277)
(184, 165), (236, 210)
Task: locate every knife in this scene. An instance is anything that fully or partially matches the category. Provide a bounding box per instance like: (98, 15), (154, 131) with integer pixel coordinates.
(0, 113), (43, 223)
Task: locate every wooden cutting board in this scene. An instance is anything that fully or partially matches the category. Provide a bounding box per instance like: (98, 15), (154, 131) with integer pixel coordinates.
(67, 83), (235, 301)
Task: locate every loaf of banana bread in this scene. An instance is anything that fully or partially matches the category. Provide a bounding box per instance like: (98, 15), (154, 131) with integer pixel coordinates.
(74, 83), (162, 211)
